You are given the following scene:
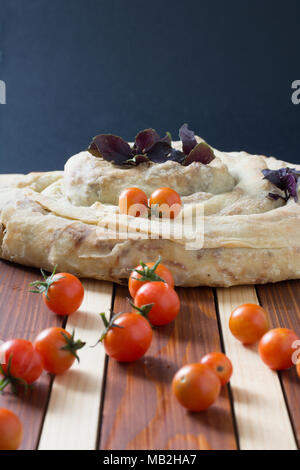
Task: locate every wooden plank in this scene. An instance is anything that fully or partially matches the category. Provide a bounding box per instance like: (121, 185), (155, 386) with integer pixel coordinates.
(216, 286), (297, 450)
(99, 285), (237, 450)
(38, 280), (113, 450)
(257, 280), (300, 446)
(0, 260), (63, 450)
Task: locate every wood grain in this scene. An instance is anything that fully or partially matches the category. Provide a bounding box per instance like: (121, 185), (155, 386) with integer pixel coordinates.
(216, 286), (297, 450)
(257, 280), (300, 447)
(38, 280), (113, 450)
(0, 260), (63, 450)
(99, 285), (237, 450)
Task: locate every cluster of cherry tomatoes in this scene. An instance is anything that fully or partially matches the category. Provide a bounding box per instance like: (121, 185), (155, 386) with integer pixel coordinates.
(0, 269), (86, 389)
(99, 256), (234, 413)
(0, 269), (86, 450)
(99, 256), (180, 361)
(119, 186), (182, 219)
(229, 303), (299, 372)
(172, 352), (233, 412)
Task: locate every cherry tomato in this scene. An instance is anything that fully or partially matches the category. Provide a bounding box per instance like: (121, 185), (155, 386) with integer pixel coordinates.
(201, 352), (233, 386)
(119, 187), (148, 217)
(229, 303), (269, 345)
(149, 187), (182, 218)
(0, 339), (44, 392)
(172, 363), (221, 411)
(34, 328), (85, 375)
(128, 256), (175, 298)
(100, 312), (153, 362)
(0, 408), (23, 450)
(30, 267), (84, 316)
(259, 328), (299, 370)
(296, 361), (300, 379)
(134, 281), (180, 326)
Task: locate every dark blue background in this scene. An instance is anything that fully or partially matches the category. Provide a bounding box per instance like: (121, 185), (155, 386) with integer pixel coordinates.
(1, 0), (299, 173)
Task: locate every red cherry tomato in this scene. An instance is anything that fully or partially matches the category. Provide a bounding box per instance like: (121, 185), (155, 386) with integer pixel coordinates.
(229, 304), (269, 345)
(172, 363), (221, 411)
(100, 312), (153, 362)
(34, 327), (85, 375)
(0, 408), (23, 450)
(201, 352), (233, 386)
(128, 256), (174, 298)
(30, 267), (84, 316)
(134, 281), (180, 326)
(0, 339), (44, 392)
(119, 187), (148, 217)
(259, 328), (299, 370)
(149, 187), (182, 218)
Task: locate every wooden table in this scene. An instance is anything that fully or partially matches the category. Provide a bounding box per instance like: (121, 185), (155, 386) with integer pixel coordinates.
(0, 260), (299, 450)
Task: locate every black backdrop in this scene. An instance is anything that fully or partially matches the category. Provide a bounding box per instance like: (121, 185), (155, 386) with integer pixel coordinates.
(1, 0), (300, 173)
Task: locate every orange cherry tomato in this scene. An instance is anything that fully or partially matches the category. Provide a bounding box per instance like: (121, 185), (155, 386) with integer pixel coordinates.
(259, 328), (299, 370)
(101, 312), (153, 362)
(201, 352), (233, 386)
(149, 187), (182, 218)
(0, 339), (44, 392)
(30, 267), (84, 316)
(0, 408), (23, 450)
(34, 327), (85, 375)
(128, 256), (174, 298)
(119, 187), (148, 217)
(229, 303), (269, 345)
(172, 363), (221, 411)
(134, 281), (180, 326)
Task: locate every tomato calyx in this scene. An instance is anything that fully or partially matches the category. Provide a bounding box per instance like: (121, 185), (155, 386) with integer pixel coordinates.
(60, 330), (85, 363)
(0, 355), (31, 395)
(29, 265), (65, 300)
(130, 301), (154, 322)
(97, 311), (125, 344)
(130, 256), (165, 283)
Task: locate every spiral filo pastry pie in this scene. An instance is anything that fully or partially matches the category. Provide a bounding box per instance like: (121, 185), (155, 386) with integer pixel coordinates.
(0, 138), (299, 287)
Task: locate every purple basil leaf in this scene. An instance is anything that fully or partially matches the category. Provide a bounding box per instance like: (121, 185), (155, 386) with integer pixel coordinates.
(168, 148), (185, 164)
(179, 123), (198, 155)
(268, 192), (282, 200)
(89, 134), (132, 164)
(183, 142), (215, 166)
(88, 141), (101, 157)
(135, 129), (160, 153)
(285, 173), (297, 199)
(146, 141), (172, 163)
(262, 167), (300, 202)
(125, 154), (150, 165)
(288, 169), (300, 201)
(262, 169), (287, 190)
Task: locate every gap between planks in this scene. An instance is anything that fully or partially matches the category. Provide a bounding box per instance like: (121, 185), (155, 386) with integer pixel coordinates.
(38, 279), (113, 450)
(216, 286), (297, 451)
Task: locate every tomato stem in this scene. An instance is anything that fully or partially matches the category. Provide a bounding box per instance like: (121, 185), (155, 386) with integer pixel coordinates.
(0, 355), (30, 395)
(94, 311), (125, 345)
(0, 377), (10, 392)
(29, 265), (65, 300)
(130, 256), (165, 283)
(60, 330), (85, 363)
(130, 300), (154, 322)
